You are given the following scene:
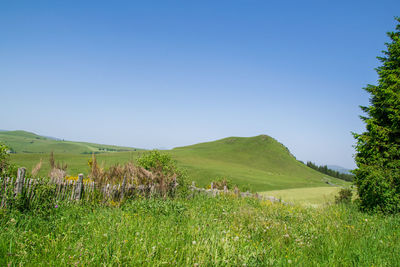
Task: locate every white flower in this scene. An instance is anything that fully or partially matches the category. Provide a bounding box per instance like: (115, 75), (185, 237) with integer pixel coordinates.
(192, 241), (197, 245)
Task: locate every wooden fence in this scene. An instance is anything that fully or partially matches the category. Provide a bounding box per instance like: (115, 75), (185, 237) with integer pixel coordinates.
(1, 168), (285, 209)
(190, 181), (284, 204)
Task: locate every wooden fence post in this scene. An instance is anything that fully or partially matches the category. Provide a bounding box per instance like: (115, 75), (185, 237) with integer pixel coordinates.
(1, 177), (9, 208)
(74, 174), (84, 200)
(15, 167), (26, 196)
(120, 175), (127, 201)
(234, 186), (239, 197)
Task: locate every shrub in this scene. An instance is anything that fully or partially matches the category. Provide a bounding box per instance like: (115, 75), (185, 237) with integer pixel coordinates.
(335, 188), (353, 204)
(353, 166), (400, 213)
(137, 150), (190, 198)
(210, 177), (233, 190)
(0, 142), (18, 178)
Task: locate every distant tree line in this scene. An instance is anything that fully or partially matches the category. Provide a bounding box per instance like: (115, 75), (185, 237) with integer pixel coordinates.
(306, 161), (354, 182)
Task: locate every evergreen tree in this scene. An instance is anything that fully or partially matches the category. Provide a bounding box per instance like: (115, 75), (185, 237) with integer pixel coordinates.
(353, 17), (400, 213)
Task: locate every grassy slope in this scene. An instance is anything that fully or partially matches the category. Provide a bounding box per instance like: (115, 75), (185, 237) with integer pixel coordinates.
(169, 135), (348, 191)
(8, 133), (349, 192)
(0, 130), (139, 153)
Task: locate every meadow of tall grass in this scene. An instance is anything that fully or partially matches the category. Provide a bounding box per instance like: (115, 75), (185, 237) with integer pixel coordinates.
(1, 194), (399, 266)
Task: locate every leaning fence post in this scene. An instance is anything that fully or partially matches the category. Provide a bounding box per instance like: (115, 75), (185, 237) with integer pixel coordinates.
(73, 174), (84, 200)
(15, 167), (26, 196)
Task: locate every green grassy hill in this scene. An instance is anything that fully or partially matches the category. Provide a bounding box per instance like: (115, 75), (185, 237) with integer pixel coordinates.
(6, 132), (349, 192)
(169, 135), (348, 191)
(0, 130), (139, 154)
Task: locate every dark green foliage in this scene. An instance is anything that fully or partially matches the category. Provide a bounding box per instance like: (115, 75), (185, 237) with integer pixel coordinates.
(1, 176), (57, 217)
(353, 18), (400, 213)
(307, 161), (354, 181)
(335, 188), (353, 204)
(15, 180), (58, 217)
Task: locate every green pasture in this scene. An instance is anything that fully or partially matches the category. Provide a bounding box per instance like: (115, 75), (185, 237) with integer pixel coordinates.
(1, 196), (399, 266)
(260, 187), (346, 206)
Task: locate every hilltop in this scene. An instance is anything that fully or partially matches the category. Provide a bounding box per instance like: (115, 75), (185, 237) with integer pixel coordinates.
(0, 130), (139, 154)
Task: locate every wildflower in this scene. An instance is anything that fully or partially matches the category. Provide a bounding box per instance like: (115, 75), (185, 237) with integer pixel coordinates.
(55, 204), (58, 208)
(288, 259), (292, 264)
(364, 218), (368, 222)
(192, 241), (197, 245)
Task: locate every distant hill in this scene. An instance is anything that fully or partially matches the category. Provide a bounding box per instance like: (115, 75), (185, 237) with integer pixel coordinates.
(327, 165), (352, 175)
(0, 130), (140, 154)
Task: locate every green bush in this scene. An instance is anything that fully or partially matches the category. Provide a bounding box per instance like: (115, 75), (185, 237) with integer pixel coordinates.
(353, 166), (400, 213)
(0, 142), (18, 177)
(335, 188), (353, 204)
(137, 150), (190, 198)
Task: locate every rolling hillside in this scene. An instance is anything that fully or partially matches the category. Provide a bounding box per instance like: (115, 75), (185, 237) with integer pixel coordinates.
(169, 135), (348, 191)
(0, 130), (139, 154)
(5, 131), (349, 192)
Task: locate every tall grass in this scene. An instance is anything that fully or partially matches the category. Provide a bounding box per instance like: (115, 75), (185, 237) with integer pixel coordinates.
(1, 195), (399, 266)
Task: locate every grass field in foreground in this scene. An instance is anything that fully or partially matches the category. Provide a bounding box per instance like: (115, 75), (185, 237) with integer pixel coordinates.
(9, 135), (350, 192)
(1, 195), (399, 266)
(260, 187), (344, 206)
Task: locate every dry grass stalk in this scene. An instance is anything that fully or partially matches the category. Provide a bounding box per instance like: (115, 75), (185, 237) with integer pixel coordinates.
(48, 152), (67, 181)
(49, 152), (55, 169)
(31, 159), (42, 178)
(49, 168), (66, 181)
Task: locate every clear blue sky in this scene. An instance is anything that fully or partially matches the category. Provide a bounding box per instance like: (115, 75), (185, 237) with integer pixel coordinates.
(1, 1), (399, 169)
